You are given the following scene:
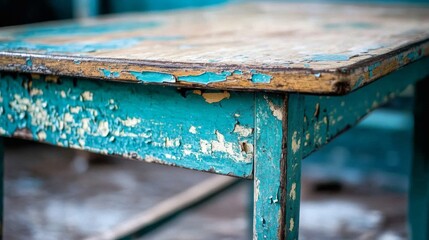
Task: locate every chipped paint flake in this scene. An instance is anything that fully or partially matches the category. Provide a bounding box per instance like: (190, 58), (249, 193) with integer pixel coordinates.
(97, 121), (109, 137)
(233, 124), (253, 137)
(291, 131), (301, 154)
(30, 88), (43, 96)
(189, 126), (197, 134)
(265, 96), (283, 121)
(201, 91), (230, 103)
(289, 182), (297, 200)
(165, 137), (181, 148)
(37, 131), (46, 140)
(120, 117), (141, 127)
(81, 91), (93, 101)
(289, 218), (295, 232)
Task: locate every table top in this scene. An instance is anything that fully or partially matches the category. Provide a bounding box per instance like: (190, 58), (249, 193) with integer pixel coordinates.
(1, 2), (428, 94)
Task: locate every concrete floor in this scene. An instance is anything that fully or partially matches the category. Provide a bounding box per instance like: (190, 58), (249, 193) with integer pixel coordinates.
(3, 139), (408, 240)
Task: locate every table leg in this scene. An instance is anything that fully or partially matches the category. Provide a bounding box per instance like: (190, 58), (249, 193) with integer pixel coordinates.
(409, 79), (429, 240)
(0, 137), (3, 239)
(254, 93), (304, 240)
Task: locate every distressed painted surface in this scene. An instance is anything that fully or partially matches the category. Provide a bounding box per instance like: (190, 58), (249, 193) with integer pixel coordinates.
(409, 78), (429, 240)
(0, 136), (3, 238)
(253, 93), (303, 239)
(0, 73), (255, 177)
(1, 3), (429, 93)
(301, 57), (429, 157)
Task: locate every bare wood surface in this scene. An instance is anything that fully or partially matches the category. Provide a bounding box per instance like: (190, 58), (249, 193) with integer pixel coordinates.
(1, 2), (428, 94)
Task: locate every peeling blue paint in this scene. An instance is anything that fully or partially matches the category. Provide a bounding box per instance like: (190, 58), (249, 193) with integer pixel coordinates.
(0, 73), (256, 177)
(0, 36), (182, 53)
(233, 70), (243, 75)
(178, 71), (231, 84)
(309, 54), (350, 62)
(353, 76), (365, 90)
(129, 71), (175, 83)
(8, 21), (161, 39)
(314, 73), (321, 78)
(25, 57), (32, 67)
(368, 62), (381, 78)
(73, 60), (81, 65)
(250, 70), (272, 83)
(100, 68), (120, 78)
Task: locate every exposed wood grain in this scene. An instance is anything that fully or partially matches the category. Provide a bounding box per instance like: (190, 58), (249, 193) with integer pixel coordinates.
(1, 3), (428, 94)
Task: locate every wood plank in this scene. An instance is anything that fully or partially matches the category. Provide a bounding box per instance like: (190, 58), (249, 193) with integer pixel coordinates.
(85, 175), (240, 240)
(1, 3), (429, 93)
(409, 78), (429, 240)
(301, 57), (429, 157)
(0, 73), (255, 178)
(253, 93), (303, 239)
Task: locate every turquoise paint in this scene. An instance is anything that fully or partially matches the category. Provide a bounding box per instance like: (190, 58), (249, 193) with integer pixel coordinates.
(0, 74), (255, 178)
(25, 58), (32, 67)
(253, 93), (303, 239)
(309, 54), (350, 62)
(0, 36), (181, 53)
(73, 60), (81, 64)
(178, 71), (231, 84)
(352, 76), (365, 90)
(250, 70), (272, 83)
(304, 63), (310, 68)
(7, 21), (160, 39)
(368, 61), (381, 78)
(100, 68), (120, 78)
(128, 71), (175, 83)
(302, 57), (429, 158)
(409, 79), (429, 240)
(233, 70), (243, 75)
(254, 93), (285, 240)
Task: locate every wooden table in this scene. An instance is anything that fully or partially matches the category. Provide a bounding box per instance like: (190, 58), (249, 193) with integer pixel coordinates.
(1, 2), (428, 239)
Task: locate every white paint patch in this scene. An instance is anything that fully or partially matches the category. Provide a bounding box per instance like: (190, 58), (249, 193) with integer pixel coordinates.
(289, 218), (294, 232)
(165, 137), (181, 148)
(97, 121), (110, 137)
(69, 106), (82, 114)
(233, 124), (253, 137)
(120, 117), (141, 127)
(289, 182), (296, 200)
(265, 96), (283, 121)
(60, 91), (67, 98)
(189, 126), (197, 134)
(291, 131), (301, 154)
(200, 140), (211, 154)
(81, 91), (93, 101)
(30, 88), (43, 96)
(37, 131), (47, 141)
(64, 113), (74, 122)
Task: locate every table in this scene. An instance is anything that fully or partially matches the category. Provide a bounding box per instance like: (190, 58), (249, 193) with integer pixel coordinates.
(0, 2), (428, 239)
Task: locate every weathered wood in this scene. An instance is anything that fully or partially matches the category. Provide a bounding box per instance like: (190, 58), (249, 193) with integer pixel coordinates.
(409, 78), (429, 240)
(302, 57), (429, 157)
(0, 73), (255, 178)
(85, 175), (240, 240)
(1, 3), (429, 93)
(253, 93), (303, 239)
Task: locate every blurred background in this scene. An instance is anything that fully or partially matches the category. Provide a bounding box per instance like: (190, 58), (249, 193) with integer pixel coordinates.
(0, 0), (425, 239)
